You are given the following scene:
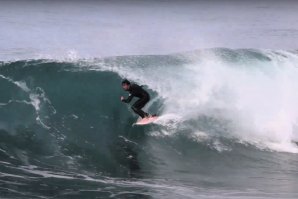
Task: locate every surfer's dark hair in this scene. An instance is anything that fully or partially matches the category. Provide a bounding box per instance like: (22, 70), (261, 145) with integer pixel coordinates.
(121, 79), (130, 85)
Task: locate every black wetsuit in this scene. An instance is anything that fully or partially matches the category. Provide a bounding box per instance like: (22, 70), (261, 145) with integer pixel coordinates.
(122, 84), (150, 118)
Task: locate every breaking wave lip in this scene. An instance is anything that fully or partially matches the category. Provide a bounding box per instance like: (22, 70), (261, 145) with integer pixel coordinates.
(73, 48), (298, 153)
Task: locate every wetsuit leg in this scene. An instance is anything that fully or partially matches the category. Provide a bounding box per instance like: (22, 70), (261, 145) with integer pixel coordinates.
(131, 97), (149, 118)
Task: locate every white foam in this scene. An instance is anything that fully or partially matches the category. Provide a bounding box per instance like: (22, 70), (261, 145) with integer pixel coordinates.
(0, 74), (53, 129)
(97, 50), (298, 153)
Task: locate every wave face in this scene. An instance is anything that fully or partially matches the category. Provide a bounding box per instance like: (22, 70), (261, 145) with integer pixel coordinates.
(1, 49), (298, 198)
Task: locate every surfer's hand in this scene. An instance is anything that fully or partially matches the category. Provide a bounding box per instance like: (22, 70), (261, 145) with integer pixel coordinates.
(120, 96), (124, 101)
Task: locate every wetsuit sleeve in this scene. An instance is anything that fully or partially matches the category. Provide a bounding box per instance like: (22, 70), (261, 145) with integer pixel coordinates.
(122, 94), (134, 103)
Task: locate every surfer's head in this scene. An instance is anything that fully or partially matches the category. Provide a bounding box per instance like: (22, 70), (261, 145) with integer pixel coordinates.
(121, 79), (131, 91)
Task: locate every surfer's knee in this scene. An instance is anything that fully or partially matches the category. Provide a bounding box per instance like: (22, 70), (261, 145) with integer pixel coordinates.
(131, 106), (137, 112)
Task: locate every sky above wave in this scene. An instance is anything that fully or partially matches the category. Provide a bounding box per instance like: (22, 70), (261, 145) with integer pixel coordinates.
(1, 0), (298, 59)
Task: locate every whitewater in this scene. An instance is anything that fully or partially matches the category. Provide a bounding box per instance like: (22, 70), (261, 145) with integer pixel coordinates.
(1, 1), (298, 199)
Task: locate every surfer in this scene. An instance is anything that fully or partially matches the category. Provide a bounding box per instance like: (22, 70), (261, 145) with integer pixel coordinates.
(121, 79), (151, 118)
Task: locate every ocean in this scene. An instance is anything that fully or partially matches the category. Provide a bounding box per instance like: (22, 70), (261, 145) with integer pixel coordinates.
(1, 1), (298, 199)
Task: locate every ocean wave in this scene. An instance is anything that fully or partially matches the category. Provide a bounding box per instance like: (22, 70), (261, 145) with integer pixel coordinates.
(1, 48), (298, 182)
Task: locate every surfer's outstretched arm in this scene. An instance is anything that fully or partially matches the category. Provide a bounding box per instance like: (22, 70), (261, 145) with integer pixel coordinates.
(121, 94), (133, 103)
